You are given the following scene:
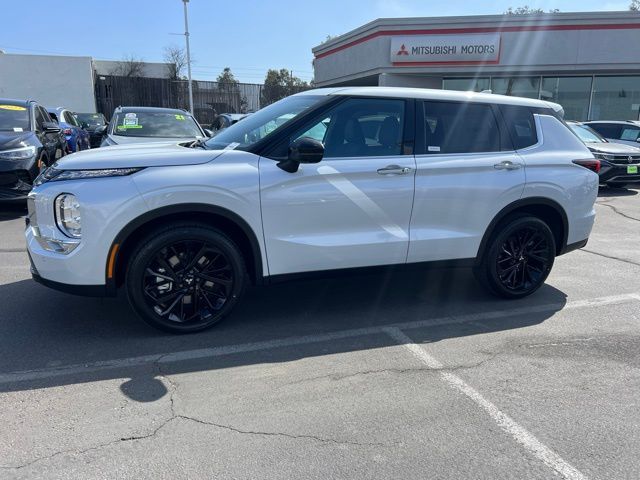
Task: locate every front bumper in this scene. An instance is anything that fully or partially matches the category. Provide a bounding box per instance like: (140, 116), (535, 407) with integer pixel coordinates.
(599, 161), (640, 184)
(0, 155), (38, 201)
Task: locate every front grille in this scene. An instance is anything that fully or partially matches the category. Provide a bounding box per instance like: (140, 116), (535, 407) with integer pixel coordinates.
(0, 173), (17, 186)
(608, 154), (640, 166)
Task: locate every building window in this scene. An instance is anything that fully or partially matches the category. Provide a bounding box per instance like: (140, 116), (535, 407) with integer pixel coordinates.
(590, 76), (640, 121)
(490, 77), (540, 99)
(540, 77), (593, 121)
(442, 78), (490, 92)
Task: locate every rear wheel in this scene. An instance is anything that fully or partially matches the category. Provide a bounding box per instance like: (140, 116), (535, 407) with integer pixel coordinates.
(126, 224), (246, 333)
(474, 215), (555, 299)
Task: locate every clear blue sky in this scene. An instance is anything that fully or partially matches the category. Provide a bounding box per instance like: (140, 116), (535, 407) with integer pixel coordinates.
(2, 0), (633, 84)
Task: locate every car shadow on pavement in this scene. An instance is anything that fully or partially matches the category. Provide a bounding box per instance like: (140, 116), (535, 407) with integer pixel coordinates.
(0, 267), (567, 402)
(0, 204), (27, 221)
(598, 186), (639, 198)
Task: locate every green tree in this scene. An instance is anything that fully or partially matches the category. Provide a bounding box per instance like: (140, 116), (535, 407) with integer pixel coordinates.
(215, 67), (244, 113)
(504, 6), (559, 14)
(261, 69), (309, 107)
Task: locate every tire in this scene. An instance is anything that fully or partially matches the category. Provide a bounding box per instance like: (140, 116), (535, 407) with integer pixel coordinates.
(474, 215), (556, 299)
(126, 223), (246, 333)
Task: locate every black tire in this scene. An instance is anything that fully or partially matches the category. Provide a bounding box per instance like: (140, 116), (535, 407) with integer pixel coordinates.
(126, 223), (246, 333)
(474, 215), (556, 299)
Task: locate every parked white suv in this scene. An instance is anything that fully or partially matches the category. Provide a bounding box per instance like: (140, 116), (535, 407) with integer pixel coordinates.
(26, 87), (599, 333)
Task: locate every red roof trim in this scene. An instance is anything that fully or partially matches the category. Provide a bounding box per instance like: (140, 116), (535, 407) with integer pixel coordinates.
(314, 23), (640, 59)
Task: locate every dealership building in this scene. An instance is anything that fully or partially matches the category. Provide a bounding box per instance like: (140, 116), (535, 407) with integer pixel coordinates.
(312, 11), (640, 121)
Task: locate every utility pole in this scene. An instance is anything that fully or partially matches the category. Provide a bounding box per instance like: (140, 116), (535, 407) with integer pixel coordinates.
(183, 0), (194, 114)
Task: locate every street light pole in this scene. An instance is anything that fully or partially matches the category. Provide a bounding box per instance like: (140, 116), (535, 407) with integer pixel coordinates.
(183, 0), (194, 114)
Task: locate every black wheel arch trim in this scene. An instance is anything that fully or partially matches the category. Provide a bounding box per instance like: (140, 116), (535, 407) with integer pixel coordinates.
(106, 203), (264, 294)
(476, 197), (570, 264)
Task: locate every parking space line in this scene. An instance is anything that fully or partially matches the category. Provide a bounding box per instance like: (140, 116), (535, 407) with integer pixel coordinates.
(0, 292), (638, 386)
(384, 326), (588, 480)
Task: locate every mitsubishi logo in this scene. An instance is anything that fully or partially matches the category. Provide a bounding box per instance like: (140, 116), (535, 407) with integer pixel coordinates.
(397, 44), (409, 56)
(629, 156), (634, 164)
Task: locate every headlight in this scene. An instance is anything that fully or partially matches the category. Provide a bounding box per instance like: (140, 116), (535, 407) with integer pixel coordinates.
(593, 152), (614, 161)
(55, 194), (81, 238)
(0, 145), (36, 160)
(35, 166), (143, 186)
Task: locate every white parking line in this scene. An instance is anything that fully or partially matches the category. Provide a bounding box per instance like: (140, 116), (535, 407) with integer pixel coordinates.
(384, 326), (588, 480)
(0, 292), (637, 386)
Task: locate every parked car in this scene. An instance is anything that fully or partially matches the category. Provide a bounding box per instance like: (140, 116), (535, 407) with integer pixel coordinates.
(74, 113), (108, 148)
(98, 106), (209, 146)
(584, 120), (640, 147)
(0, 99), (66, 202)
(567, 121), (640, 187)
(27, 87), (598, 333)
(46, 107), (90, 153)
(210, 113), (249, 133)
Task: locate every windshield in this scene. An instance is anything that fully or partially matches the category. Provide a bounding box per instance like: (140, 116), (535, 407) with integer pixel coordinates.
(112, 111), (203, 138)
(75, 113), (106, 127)
(204, 95), (325, 150)
(0, 104), (30, 132)
(569, 123), (607, 143)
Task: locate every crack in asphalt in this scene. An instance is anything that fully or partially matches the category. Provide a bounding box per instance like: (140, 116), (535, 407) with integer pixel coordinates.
(580, 248), (640, 268)
(1, 364), (394, 471)
(596, 201), (640, 222)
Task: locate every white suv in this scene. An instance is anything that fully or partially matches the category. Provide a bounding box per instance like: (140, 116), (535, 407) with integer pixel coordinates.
(26, 87), (599, 333)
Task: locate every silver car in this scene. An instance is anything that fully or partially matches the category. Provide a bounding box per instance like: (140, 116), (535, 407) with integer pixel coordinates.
(584, 120), (640, 148)
(100, 106), (209, 147)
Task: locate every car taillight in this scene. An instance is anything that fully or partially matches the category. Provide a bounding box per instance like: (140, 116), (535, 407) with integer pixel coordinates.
(63, 128), (73, 135)
(572, 159), (601, 174)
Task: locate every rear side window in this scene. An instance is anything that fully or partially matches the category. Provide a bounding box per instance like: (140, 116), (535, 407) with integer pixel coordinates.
(499, 105), (538, 150)
(620, 126), (640, 141)
(421, 101), (501, 154)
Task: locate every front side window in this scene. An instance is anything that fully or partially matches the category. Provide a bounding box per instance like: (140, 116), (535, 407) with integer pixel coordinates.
(64, 111), (79, 126)
(292, 98), (405, 158)
(422, 101), (501, 154)
(112, 111), (203, 138)
(0, 103), (30, 132)
(34, 106), (47, 131)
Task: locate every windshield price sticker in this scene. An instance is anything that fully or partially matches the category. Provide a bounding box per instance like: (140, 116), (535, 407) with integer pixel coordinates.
(0, 105), (27, 111)
(123, 118), (139, 126)
(125, 113), (137, 119)
(175, 114), (186, 120)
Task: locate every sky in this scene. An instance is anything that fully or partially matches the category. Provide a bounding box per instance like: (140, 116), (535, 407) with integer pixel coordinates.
(1, 0), (634, 84)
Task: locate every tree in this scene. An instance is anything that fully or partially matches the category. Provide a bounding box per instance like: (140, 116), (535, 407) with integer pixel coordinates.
(110, 54), (145, 77)
(261, 69), (309, 107)
(215, 67), (244, 113)
(631, 0), (640, 11)
(163, 45), (187, 80)
(216, 67), (239, 86)
(504, 6), (559, 14)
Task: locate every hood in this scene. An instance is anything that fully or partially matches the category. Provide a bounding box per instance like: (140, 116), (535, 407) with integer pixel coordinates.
(0, 131), (36, 150)
(55, 142), (224, 170)
(106, 134), (203, 145)
(585, 142), (640, 155)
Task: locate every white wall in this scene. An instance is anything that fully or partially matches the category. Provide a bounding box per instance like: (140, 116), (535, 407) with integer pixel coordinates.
(0, 53), (96, 112)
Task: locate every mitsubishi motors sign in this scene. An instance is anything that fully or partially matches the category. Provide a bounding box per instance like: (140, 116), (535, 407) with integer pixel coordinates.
(390, 33), (501, 64)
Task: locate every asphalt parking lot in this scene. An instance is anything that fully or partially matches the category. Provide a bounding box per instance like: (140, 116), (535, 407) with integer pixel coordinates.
(0, 187), (639, 479)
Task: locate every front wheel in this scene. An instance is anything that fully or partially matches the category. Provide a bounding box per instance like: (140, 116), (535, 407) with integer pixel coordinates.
(126, 224), (246, 333)
(474, 215), (556, 299)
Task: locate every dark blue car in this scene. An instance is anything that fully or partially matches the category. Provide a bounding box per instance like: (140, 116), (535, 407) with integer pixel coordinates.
(46, 107), (90, 152)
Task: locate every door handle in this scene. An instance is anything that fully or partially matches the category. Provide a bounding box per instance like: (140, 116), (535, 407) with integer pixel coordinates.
(494, 160), (523, 171)
(377, 165), (412, 175)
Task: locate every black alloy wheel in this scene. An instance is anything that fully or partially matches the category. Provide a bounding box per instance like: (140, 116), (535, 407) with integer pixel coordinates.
(127, 225), (245, 333)
(475, 215), (556, 299)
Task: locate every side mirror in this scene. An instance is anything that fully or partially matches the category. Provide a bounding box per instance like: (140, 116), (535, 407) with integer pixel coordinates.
(204, 129), (214, 137)
(277, 137), (324, 173)
(95, 125), (107, 136)
(43, 121), (61, 133)
(81, 122), (89, 129)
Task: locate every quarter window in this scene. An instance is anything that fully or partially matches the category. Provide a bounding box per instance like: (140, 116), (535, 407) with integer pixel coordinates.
(499, 105), (538, 150)
(421, 101), (502, 154)
(620, 127), (640, 142)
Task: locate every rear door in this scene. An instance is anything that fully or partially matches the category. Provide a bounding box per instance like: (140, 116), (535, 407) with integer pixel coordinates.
(259, 97), (416, 275)
(408, 100), (526, 263)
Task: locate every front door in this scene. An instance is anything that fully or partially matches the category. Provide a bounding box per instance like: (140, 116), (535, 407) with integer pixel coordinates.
(260, 97), (416, 276)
